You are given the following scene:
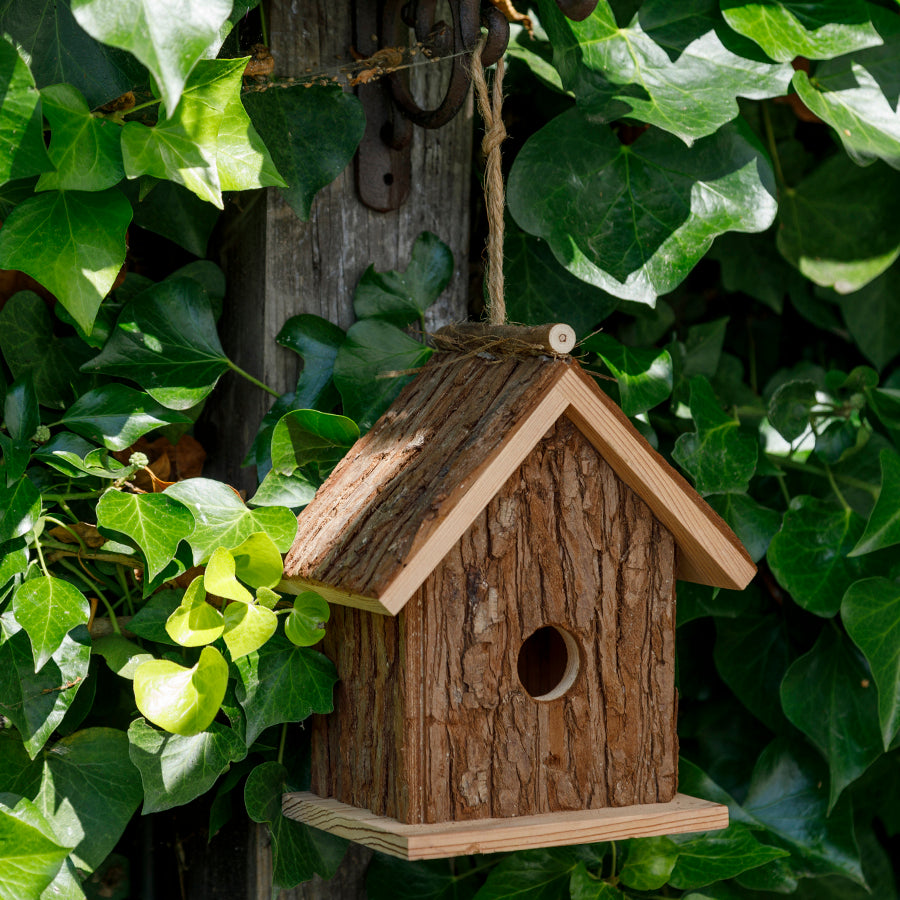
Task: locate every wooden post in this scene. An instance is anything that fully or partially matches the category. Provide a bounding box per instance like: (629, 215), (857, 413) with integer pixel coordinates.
(200, 1), (472, 895)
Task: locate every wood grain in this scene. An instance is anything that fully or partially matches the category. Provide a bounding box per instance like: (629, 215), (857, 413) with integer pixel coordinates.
(282, 791), (729, 860)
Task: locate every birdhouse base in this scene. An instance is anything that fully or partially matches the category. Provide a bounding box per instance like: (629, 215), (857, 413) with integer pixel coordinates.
(282, 791), (729, 861)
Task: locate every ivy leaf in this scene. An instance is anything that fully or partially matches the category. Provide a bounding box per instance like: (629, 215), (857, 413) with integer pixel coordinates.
(205, 547), (253, 604)
(126, 590), (183, 645)
(0, 38), (53, 185)
(165, 576), (224, 647)
(133, 645), (228, 736)
(475, 846), (590, 899)
(61, 384), (192, 450)
(619, 838), (678, 890)
(127, 178), (220, 257)
(743, 739), (864, 883)
(791, 9), (900, 170)
(366, 855), (481, 900)
(842, 577), (900, 749)
(33, 434), (126, 481)
(284, 592), (329, 648)
(96, 490), (194, 580)
(216, 89), (285, 192)
(583, 333), (673, 416)
(233, 633), (337, 746)
(34, 728), (142, 872)
(12, 577), (89, 673)
(768, 496), (865, 616)
(569, 866), (626, 899)
(271, 410), (358, 477)
(333, 319), (432, 432)
(230, 532), (284, 590)
(0, 795), (70, 900)
(91, 634), (153, 679)
(81, 277), (231, 410)
(1, 376), (38, 483)
(244, 762), (347, 888)
(128, 718), (244, 814)
(850, 450), (900, 555)
(837, 268), (900, 371)
(503, 228), (618, 338)
(243, 84), (366, 220)
(0, 188), (131, 334)
(673, 376), (758, 495)
(249, 469), (319, 510)
(275, 314), (346, 411)
(780, 626), (882, 810)
(508, 112), (776, 305)
(164, 478), (297, 564)
(0, 477), (41, 544)
(776, 155), (900, 294)
(706, 493), (781, 563)
(36, 83), (124, 192)
(70, 0), (232, 117)
(0, 616), (90, 758)
(538, 0), (791, 142)
(768, 379), (819, 442)
(721, 0), (883, 62)
(353, 231), (453, 327)
(222, 601), (277, 661)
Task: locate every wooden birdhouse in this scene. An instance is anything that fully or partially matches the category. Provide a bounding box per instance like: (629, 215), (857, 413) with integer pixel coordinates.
(281, 325), (756, 860)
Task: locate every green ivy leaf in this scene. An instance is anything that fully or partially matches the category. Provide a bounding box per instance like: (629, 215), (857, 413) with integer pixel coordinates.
(619, 838), (678, 890)
(275, 314), (346, 411)
(244, 762), (347, 888)
(0, 616), (90, 758)
(776, 155), (900, 294)
(0, 477), (41, 544)
(270, 410), (358, 478)
(133, 645), (228, 736)
(706, 493), (781, 564)
(842, 577), (900, 750)
(503, 228), (618, 338)
(81, 278), (231, 410)
(249, 469), (319, 510)
(475, 846), (595, 899)
(33, 434), (126, 481)
(70, 0), (232, 117)
(0, 188), (131, 334)
(0, 38), (53, 185)
(353, 231), (453, 327)
(233, 633), (336, 746)
(205, 547), (253, 604)
(34, 728), (142, 872)
(537, 0), (791, 143)
(569, 866), (626, 899)
(284, 592), (329, 648)
(216, 87), (286, 192)
(222, 601), (277, 661)
(583, 333), (673, 416)
(768, 496), (865, 616)
(780, 626), (882, 810)
(768, 379), (819, 442)
(673, 376), (758, 495)
(333, 319), (432, 432)
(127, 178), (220, 257)
(243, 84), (366, 220)
(91, 633), (153, 679)
(366, 855), (481, 900)
(61, 384), (192, 450)
(837, 268), (900, 371)
(126, 590), (182, 645)
(1, 376), (38, 483)
(230, 532), (284, 591)
(164, 576), (224, 647)
(721, 0), (883, 62)
(12, 577), (89, 673)
(128, 717), (244, 814)
(508, 112), (776, 305)
(678, 758), (763, 829)
(96, 490), (194, 580)
(36, 83), (124, 192)
(850, 450), (900, 555)
(0, 795), (70, 900)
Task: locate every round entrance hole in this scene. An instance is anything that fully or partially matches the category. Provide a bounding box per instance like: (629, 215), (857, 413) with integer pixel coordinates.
(516, 625), (580, 701)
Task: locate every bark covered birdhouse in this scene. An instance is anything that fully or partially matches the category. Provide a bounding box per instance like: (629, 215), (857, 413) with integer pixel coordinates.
(281, 329), (755, 859)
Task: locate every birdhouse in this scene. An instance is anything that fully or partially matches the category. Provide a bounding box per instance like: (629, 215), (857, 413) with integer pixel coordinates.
(280, 325), (755, 860)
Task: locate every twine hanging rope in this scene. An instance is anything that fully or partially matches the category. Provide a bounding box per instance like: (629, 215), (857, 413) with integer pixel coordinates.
(470, 37), (507, 326)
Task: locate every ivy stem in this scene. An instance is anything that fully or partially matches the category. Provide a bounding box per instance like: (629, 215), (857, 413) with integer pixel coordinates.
(259, 0), (269, 47)
(43, 491), (105, 502)
(33, 536), (51, 578)
(277, 723), (288, 765)
(42, 516), (88, 554)
(824, 462), (852, 513)
(116, 566), (137, 617)
(227, 360), (281, 397)
(765, 453), (878, 497)
(58, 558), (121, 633)
(775, 472), (792, 507)
(128, 97), (163, 115)
(608, 841), (618, 882)
(761, 101), (786, 187)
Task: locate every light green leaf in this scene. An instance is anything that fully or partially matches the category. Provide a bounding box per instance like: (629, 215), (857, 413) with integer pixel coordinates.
(165, 478), (297, 564)
(0, 37), (53, 185)
(584, 333), (673, 416)
(61, 384), (191, 450)
(721, 0), (883, 62)
(81, 277), (231, 410)
(216, 85), (285, 191)
(842, 577), (900, 749)
(233, 633), (336, 746)
(12, 577), (89, 672)
(204, 547), (253, 604)
(508, 112), (776, 305)
(271, 410), (358, 478)
(850, 450), (900, 555)
(780, 627), (882, 810)
(619, 837), (678, 890)
(70, 0), (232, 117)
(243, 84), (365, 220)
(165, 576), (224, 647)
(91, 633), (153, 679)
(222, 601), (277, 661)
(0, 188), (131, 333)
(249, 469), (319, 510)
(133, 645), (228, 736)
(0, 477), (41, 545)
(230, 532), (284, 591)
(128, 717), (244, 814)
(673, 376), (758, 495)
(0, 795), (70, 900)
(96, 490), (194, 580)
(284, 592), (329, 648)
(36, 83), (124, 192)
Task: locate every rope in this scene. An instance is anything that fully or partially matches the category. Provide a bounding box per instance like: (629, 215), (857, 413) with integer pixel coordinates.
(469, 37), (507, 326)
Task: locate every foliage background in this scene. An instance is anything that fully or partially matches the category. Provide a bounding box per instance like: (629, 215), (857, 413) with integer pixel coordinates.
(0, 0), (899, 898)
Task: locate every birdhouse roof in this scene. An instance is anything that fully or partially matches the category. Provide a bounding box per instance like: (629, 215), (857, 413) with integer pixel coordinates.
(281, 353), (755, 615)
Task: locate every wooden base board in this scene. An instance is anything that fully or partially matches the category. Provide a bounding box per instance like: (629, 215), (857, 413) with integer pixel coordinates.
(282, 792), (729, 860)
